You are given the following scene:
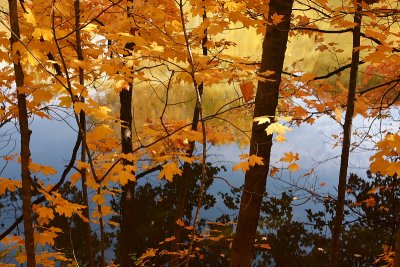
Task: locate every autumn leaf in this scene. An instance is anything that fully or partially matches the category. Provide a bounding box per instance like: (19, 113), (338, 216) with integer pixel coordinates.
(240, 81), (254, 102)
(232, 154), (264, 173)
(254, 116), (271, 125)
(158, 236), (176, 245)
(93, 194), (106, 205)
(275, 135), (286, 143)
(280, 152), (299, 163)
(288, 163), (300, 173)
(270, 167), (279, 176)
(176, 219), (185, 227)
(0, 178), (21, 195)
(35, 227), (62, 246)
(23, 7), (36, 26)
(271, 13), (285, 25)
(34, 205), (55, 225)
(266, 122), (291, 136)
(158, 162), (182, 181)
(334, 107), (342, 123)
(259, 243), (271, 249)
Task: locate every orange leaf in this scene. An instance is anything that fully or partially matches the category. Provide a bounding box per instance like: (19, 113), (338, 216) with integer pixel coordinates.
(240, 81), (254, 102)
(271, 13), (284, 25)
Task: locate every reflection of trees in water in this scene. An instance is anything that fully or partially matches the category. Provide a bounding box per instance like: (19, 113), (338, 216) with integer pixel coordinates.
(222, 171), (399, 266)
(3, 169), (398, 265)
(108, 162), (229, 265)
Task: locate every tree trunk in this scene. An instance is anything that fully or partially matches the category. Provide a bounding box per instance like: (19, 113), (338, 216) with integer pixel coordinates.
(329, 2), (362, 267)
(98, 189), (106, 267)
(8, 0), (36, 266)
(74, 0), (95, 265)
(230, 1), (294, 266)
(119, 84), (136, 266)
(394, 226), (400, 267)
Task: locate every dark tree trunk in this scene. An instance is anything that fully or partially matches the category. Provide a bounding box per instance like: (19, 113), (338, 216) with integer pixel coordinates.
(230, 1), (294, 266)
(74, 0), (95, 265)
(395, 226), (400, 267)
(8, 0), (36, 266)
(329, 2), (362, 267)
(119, 84), (136, 267)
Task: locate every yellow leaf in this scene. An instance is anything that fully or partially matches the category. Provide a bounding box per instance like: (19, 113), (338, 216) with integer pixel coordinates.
(288, 163), (300, 173)
(248, 155), (264, 166)
(232, 154), (264, 173)
(266, 122), (291, 136)
(92, 194), (106, 205)
(232, 161), (249, 173)
(0, 178), (21, 195)
(276, 135), (286, 143)
(158, 163), (182, 181)
(81, 23), (98, 32)
(34, 205), (54, 225)
(280, 152), (299, 163)
(32, 27), (53, 41)
(27, 49), (42, 67)
(73, 102), (89, 114)
(35, 227), (62, 246)
(109, 220), (120, 227)
(254, 116), (271, 125)
(23, 7), (36, 26)
(334, 107), (342, 123)
(117, 165), (136, 186)
(29, 162), (57, 176)
(139, 248), (157, 260)
(70, 172), (81, 186)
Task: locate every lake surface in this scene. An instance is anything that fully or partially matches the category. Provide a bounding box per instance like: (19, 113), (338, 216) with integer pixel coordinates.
(0, 107), (394, 265)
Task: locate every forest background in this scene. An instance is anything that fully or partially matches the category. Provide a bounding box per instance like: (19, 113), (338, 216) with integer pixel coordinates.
(0, 0), (399, 266)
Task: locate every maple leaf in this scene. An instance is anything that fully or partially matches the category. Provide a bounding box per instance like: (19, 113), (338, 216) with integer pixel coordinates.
(232, 154), (264, 173)
(275, 135), (286, 143)
(254, 116), (271, 125)
(93, 194), (106, 205)
(288, 163), (300, 173)
(0, 178), (21, 195)
(280, 152), (299, 163)
(334, 107), (342, 123)
(35, 227), (62, 246)
(266, 122), (291, 136)
(158, 162), (182, 181)
(34, 205), (55, 225)
(240, 81), (254, 102)
(271, 13), (285, 25)
(23, 7), (36, 26)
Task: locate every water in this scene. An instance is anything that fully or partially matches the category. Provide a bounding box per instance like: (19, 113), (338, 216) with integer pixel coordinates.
(0, 108), (394, 266)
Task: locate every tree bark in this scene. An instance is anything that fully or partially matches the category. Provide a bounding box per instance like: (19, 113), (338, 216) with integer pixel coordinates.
(329, 2), (362, 267)
(394, 226), (400, 267)
(230, 1), (294, 266)
(8, 0), (36, 266)
(119, 83), (136, 266)
(74, 0), (95, 265)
